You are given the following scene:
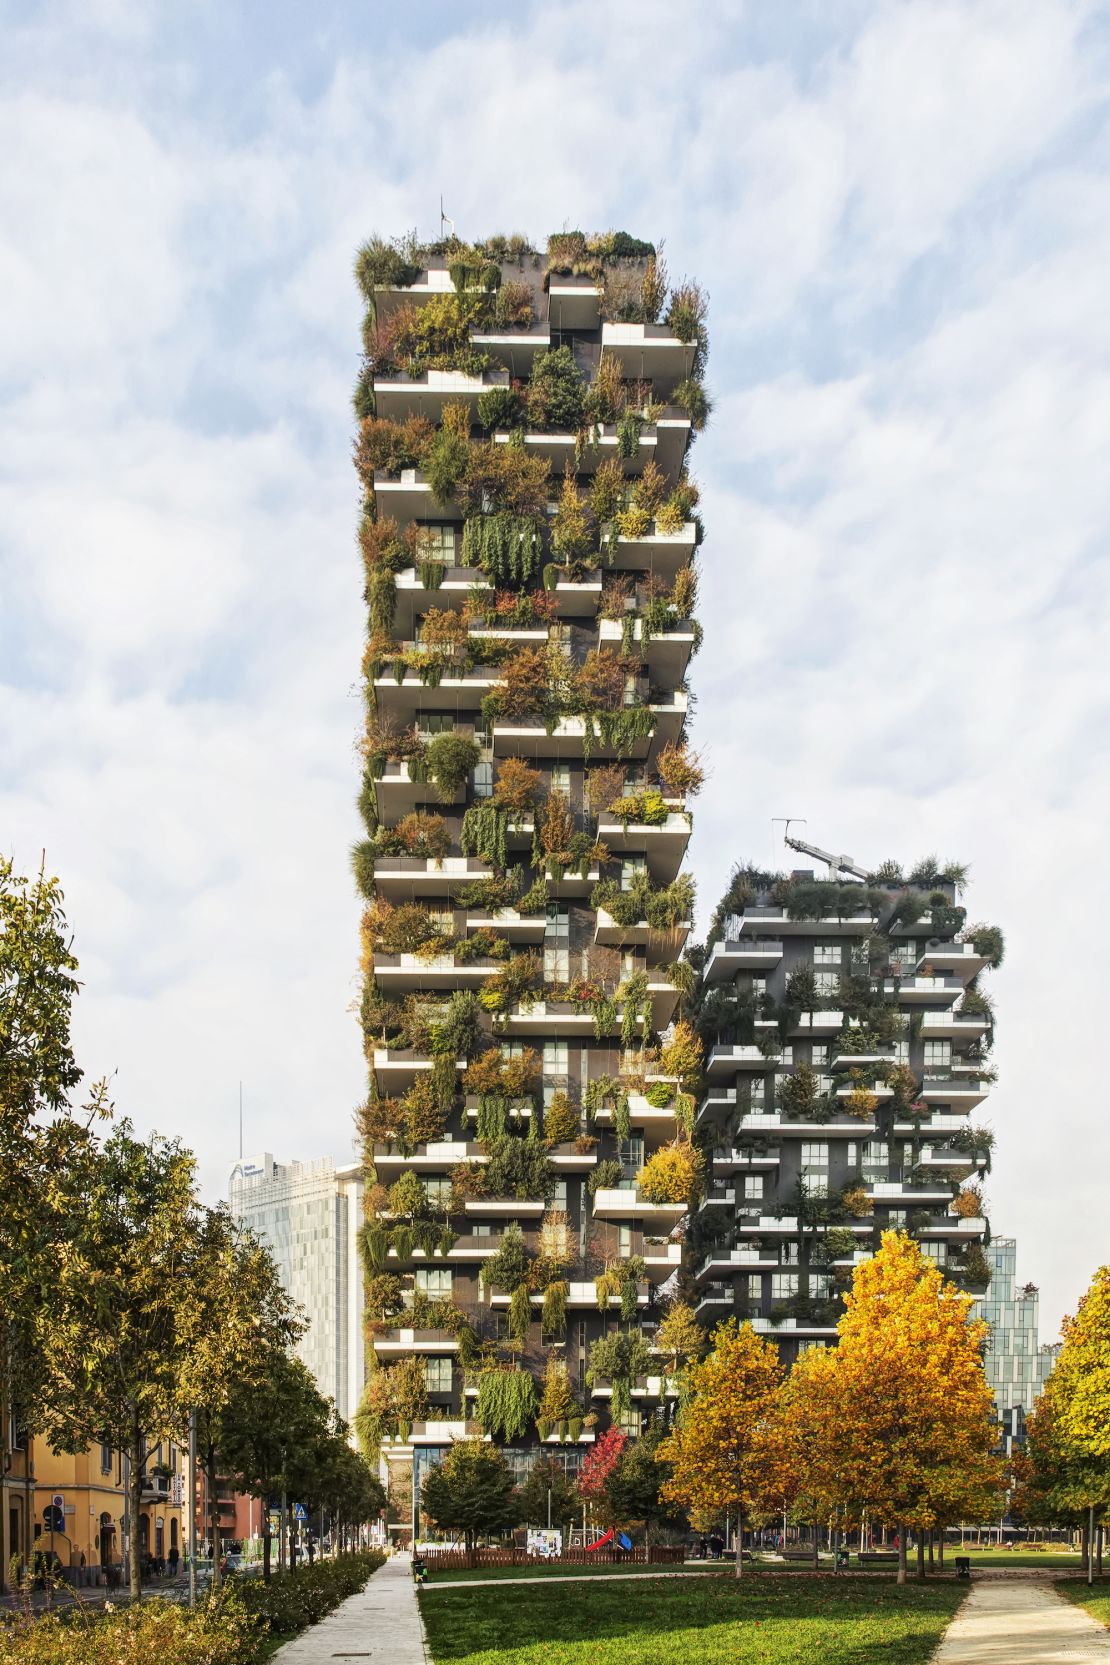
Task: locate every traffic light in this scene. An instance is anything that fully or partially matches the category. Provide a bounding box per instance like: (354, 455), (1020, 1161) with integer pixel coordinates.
(42, 1504), (64, 1534)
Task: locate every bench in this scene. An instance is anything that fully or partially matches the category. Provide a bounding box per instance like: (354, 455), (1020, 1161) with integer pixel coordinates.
(857, 1552), (899, 1565)
(781, 1549), (819, 1562)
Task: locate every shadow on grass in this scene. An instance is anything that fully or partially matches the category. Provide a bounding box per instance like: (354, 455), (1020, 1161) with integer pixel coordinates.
(420, 1572), (967, 1665)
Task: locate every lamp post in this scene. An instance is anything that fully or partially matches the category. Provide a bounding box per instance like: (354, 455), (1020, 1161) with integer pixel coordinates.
(188, 1409), (197, 1610)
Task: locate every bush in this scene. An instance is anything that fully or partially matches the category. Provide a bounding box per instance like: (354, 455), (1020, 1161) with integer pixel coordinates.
(526, 347), (586, 430)
(636, 1139), (702, 1205)
(424, 425), (471, 504)
(424, 731), (479, 801)
(0, 1593), (261, 1665)
(477, 385), (522, 430)
(238, 1551), (387, 1636)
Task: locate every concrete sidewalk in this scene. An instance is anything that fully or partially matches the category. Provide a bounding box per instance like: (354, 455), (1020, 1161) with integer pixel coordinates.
(933, 1578), (1110, 1662)
(270, 1554), (428, 1664)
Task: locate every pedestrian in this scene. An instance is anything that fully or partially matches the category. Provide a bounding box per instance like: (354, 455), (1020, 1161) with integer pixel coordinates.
(168, 1545), (179, 1576)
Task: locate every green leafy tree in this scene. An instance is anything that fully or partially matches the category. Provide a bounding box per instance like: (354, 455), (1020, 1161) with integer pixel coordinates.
(517, 1455), (579, 1537)
(604, 1421), (686, 1541)
(418, 1440), (519, 1550)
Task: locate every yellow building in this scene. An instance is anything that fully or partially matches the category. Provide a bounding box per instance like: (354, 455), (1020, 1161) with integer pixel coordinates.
(1, 1417), (34, 1593)
(34, 1440), (186, 1584)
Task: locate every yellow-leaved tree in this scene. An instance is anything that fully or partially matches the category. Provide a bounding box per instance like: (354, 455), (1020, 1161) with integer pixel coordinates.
(1036, 1266), (1110, 1580)
(658, 1319), (782, 1577)
(815, 1230), (1002, 1583)
(767, 1341), (846, 1568)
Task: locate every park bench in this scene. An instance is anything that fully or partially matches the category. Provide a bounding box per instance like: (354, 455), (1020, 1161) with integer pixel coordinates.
(857, 1551), (899, 1565)
(781, 1549), (819, 1561)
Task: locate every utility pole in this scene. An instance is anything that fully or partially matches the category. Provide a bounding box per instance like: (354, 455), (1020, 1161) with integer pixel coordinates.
(188, 1408), (197, 1610)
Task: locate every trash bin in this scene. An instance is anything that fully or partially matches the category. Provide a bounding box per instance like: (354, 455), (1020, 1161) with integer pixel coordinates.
(955, 1556), (971, 1580)
(836, 1548), (850, 1569)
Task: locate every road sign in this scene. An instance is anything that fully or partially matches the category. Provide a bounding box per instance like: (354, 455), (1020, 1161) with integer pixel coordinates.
(52, 1494), (64, 1510)
(292, 1504), (307, 1521)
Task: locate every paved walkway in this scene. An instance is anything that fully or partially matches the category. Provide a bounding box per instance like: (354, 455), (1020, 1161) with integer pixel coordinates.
(933, 1579), (1110, 1663)
(270, 1554), (427, 1664)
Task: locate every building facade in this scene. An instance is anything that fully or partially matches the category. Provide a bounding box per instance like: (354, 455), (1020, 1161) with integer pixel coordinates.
(690, 861), (1003, 1363)
(33, 1440), (185, 1582)
(352, 229), (708, 1531)
(229, 1154), (365, 1422)
(977, 1237), (1056, 1450)
(2, 1415), (34, 1592)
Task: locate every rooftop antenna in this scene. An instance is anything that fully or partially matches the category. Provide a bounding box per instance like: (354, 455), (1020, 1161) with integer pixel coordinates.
(440, 195), (454, 241)
(778, 818), (871, 881)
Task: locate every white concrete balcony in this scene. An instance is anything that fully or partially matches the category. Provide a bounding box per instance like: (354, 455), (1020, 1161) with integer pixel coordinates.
(599, 321), (697, 393)
(547, 280), (602, 329)
(469, 329), (551, 373)
(589, 1375), (677, 1402)
(597, 616), (696, 682)
(609, 521), (698, 580)
(917, 1145), (979, 1175)
(914, 941), (990, 982)
(789, 1009), (850, 1036)
(374, 954), (504, 992)
(594, 909), (692, 952)
(371, 1137), (479, 1175)
(372, 857), (494, 898)
(710, 1146), (782, 1172)
(590, 1187), (686, 1228)
(375, 367), (509, 422)
(374, 760), (468, 816)
(917, 1010), (989, 1040)
(490, 1280), (649, 1312)
(374, 1328), (460, 1355)
(493, 426), (661, 475)
(919, 1076), (992, 1109)
(465, 909), (546, 942)
(597, 813), (691, 881)
(868, 1181), (954, 1206)
(697, 1247), (779, 1279)
(706, 1044), (781, 1080)
(592, 1093), (680, 1131)
(731, 907), (874, 938)
(703, 938), (784, 982)
(697, 1187), (735, 1215)
(371, 1049), (464, 1089)
(463, 1198), (547, 1218)
(748, 1315), (839, 1336)
(879, 975), (964, 1005)
(373, 666), (497, 718)
(829, 1048), (896, 1069)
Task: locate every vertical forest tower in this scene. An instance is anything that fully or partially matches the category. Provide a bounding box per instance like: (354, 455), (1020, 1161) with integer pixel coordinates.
(351, 231), (709, 1530)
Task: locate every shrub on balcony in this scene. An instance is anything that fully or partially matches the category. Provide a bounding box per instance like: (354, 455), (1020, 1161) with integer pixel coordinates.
(672, 375), (710, 432)
(586, 1330), (653, 1423)
(424, 424), (471, 506)
(526, 346), (586, 430)
(483, 1134), (552, 1200)
(606, 787), (669, 826)
(400, 1077), (447, 1148)
(355, 234), (422, 298)
(542, 1281), (570, 1341)
(665, 279), (708, 345)
(461, 801), (509, 869)
(431, 989), (484, 1064)
(542, 1090), (579, 1146)
(493, 280), (534, 329)
(636, 1139), (702, 1206)
(480, 1221), (531, 1293)
(364, 1273), (405, 1321)
(478, 951), (542, 1015)
(966, 923), (1005, 968)
(461, 439), (552, 518)
(657, 1019), (703, 1087)
(476, 385), (522, 431)
(551, 470), (594, 559)
(476, 1369), (538, 1442)
(388, 1171), (430, 1220)
(382, 811), (451, 860)
(952, 1183), (984, 1219)
(493, 755), (543, 813)
(588, 1159), (622, 1196)
(844, 1086), (880, 1120)
(589, 456), (625, 526)
(416, 731), (477, 803)
(839, 1185), (874, 1219)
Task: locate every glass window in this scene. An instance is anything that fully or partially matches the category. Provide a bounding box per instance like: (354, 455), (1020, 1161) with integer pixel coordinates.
(416, 713), (455, 735)
(920, 1242), (947, 1264)
(544, 946), (570, 982)
(892, 1039), (910, 1065)
(618, 1408), (642, 1436)
(421, 524), (457, 564)
(618, 1225), (633, 1256)
(471, 1223), (492, 1238)
(549, 763), (571, 794)
(811, 1044), (829, 1066)
(861, 1141), (888, 1183)
(743, 1175), (764, 1200)
(814, 971), (841, 996)
(619, 1136), (645, 1179)
(620, 858), (647, 891)
(813, 944), (841, 966)
(415, 1268), (453, 1298)
(472, 761), (493, 799)
(771, 1272), (798, 1300)
(552, 1180), (568, 1209)
(425, 1179), (452, 1208)
(924, 1040), (951, 1070)
(425, 1357), (453, 1393)
(800, 1143), (829, 1192)
(100, 1444), (112, 1473)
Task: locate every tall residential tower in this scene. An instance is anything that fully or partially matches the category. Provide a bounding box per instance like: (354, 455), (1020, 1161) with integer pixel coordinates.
(351, 231), (708, 1534)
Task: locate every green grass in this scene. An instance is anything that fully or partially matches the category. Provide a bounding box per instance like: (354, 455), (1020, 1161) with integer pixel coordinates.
(952, 1548), (1082, 1567)
(1055, 1578), (1110, 1628)
(419, 1572), (968, 1664)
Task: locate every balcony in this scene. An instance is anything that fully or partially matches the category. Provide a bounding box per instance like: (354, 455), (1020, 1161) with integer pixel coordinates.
(597, 616), (696, 683)
(546, 279), (602, 330)
(372, 1136), (479, 1175)
(493, 425), (663, 475)
(703, 938), (784, 982)
(372, 470), (449, 529)
(918, 1076), (992, 1109)
(465, 909), (546, 943)
(917, 1010), (989, 1040)
(374, 953), (505, 992)
(141, 1473), (170, 1504)
(599, 321), (698, 395)
(706, 1044), (780, 1080)
(879, 975), (964, 1006)
(697, 1186), (735, 1215)
(374, 1328), (461, 1355)
(589, 1374), (678, 1402)
(490, 1280), (649, 1313)
(372, 1048), (464, 1089)
(594, 908), (692, 952)
(610, 520), (698, 580)
(372, 857), (494, 898)
(914, 941), (990, 983)
(592, 1092), (681, 1131)
(789, 1009), (849, 1036)
(710, 1145), (782, 1172)
(732, 906), (874, 938)
(373, 665), (497, 717)
(697, 1247), (779, 1279)
(376, 760), (467, 815)
(868, 1181), (954, 1206)
(917, 1145), (979, 1175)
(696, 1283), (736, 1316)
(469, 328), (551, 374)
(590, 1187), (687, 1228)
(749, 1314), (840, 1336)
(463, 1198), (547, 1218)
(597, 812), (691, 880)
(829, 1048), (896, 1070)
(374, 367), (509, 422)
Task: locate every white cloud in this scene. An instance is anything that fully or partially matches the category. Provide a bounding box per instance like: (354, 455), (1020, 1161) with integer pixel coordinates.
(2, 0), (1107, 1336)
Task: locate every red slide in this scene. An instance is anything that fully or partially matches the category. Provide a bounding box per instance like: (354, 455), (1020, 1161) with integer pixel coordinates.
(585, 1529), (615, 1552)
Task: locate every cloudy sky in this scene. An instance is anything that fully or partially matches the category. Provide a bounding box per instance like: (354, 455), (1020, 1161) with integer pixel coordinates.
(2, 0), (1108, 1335)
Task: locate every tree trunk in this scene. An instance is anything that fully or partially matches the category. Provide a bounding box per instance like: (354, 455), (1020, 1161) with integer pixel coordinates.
(938, 1531), (945, 1570)
(928, 1530), (935, 1571)
(128, 1410), (144, 1603)
(916, 1534), (926, 1580)
(209, 1452), (221, 1589)
(263, 1512), (272, 1582)
(734, 1502), (744, 1579)
(1099, 1523), (1104, 1577)
(897, 1525), (907, 1586)
(1083, 1520), (1090, 1577)
(1089, 1507), (1096, 1588)
(812, 1521), (819, 1570)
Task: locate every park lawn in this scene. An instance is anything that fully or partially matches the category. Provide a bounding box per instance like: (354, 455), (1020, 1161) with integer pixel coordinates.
(1055, 1578), (1110, 1628)
(955, 1548), (1082, 1567)
(419, 1571), (967, 1664)
(423, 1561), (726, 1582)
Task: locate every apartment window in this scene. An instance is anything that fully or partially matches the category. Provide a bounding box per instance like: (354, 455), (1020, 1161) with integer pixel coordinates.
(618, 1225), (633, 1256)
(924, 1040), (951, 1071)
(552, 1179), (568, 1209)
(421, 523), (457, 565)
(415, 1268), (453, 1299)
(416, 713), (456, 737)
(892, 1039), (910, 1066)
(100, 1444), (112, 1473)
(750, 976), (768, 999)
(889, 943), (917, 971)
(800, 1143), (829, 1192)
(920, 1242), (948, 1265)
(780, 1240), (800, 1265)
(544, 906), (570, 984)
(471, 1223), (492, 1238)
(814, 971), (841, 996)
(811, 1044), (829, 1067)
(619, 1136), (645, 1180)
(621, 858), (647, 891)
(810, 1273), (833, 1299)
(618, 1408), (642, 1436)
(813, 943), (841, 967)
(425, 1179), (452, 1208)
(742, 1175), (764, 1201)
(748, 1078), (766, 1108)
(543, 1040), (569, 1108)
(861, 1141), (889, 1183)
(549, 763), (571, 794)
(886, 1209), (907, 1227)
(771, 1272), (798, 1300)
(425, 1357), (453, 1393)
(472, 760), (493, 799)
(798, 1340), (828, 1355)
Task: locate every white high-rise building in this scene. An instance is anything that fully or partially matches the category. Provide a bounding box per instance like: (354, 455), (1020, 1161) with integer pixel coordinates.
(229, 1154), (364, 1424)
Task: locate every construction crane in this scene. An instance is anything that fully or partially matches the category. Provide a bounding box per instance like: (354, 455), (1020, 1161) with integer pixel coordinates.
(781, 820), (870, 881)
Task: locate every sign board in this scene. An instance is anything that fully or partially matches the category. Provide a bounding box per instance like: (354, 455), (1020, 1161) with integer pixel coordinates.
(52, 1494), (64, 1510)
(64, 1505), (75, 1516)
(526, 1529), (562, 1559)
(293, 1504), (307, 1521)
(171, 1475), (184, 1505)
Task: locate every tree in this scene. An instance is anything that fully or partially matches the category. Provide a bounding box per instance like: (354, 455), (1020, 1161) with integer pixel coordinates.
(1030, 1267), (1110, 1578)
(418, 1441), (519, 1551)
(813, 1230), (1003, 1583)
(604, 1421), (686, 1541)
(767, 1342), (845, 1568)
(30, 1125), (297, 1600)
(518, 1455), (579, 1536)
(654, 1302), (705, 1398)
(218, 1349), (330, 1579)
(659, 1320), (782, 1577)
